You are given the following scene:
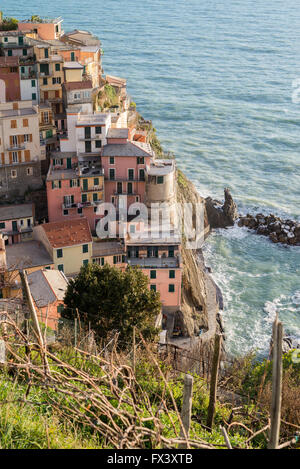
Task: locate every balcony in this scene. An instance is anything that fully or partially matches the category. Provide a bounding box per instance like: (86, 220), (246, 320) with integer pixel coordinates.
(81, 185), (104, 192)
(6, 143), (26, 152)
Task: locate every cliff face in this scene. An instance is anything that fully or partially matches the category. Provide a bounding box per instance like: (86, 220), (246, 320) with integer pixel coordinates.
(176, 170), (222, 343)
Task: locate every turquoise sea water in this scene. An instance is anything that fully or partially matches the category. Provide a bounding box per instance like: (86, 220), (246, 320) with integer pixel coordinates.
(7, 0), (300, 356)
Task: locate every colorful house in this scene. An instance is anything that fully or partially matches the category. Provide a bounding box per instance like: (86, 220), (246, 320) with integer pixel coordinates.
(101, 129), (154, 209)
(27, 268), (68, 330)
(33, 217), (93, 276)
(0, 203), (35, 245)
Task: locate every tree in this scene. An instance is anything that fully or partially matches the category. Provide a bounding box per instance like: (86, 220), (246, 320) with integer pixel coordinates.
(62, 263), (161, 346)
(0, 17), (18, 31)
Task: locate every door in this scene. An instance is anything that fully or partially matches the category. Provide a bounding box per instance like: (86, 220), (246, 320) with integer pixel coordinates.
(12, 221), (17, 232)
(85, 141), (91, 153)
(66, 158), (72, 169)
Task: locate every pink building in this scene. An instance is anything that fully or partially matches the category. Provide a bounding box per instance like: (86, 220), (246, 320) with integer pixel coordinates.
(126, 230), (182, 310)
(18, 17), (63, 40)
(46, 151), (104, 232)
(101, 128), (154, 209)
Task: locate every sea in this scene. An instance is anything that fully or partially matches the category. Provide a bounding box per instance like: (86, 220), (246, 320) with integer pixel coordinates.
(7, 0), (300, 357)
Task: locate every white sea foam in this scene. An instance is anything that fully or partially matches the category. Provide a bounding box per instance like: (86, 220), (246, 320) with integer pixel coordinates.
(292, 291), (300, 305)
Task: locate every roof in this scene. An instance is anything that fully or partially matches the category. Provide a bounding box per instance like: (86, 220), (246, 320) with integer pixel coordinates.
(40, 218), (92, 248)
(102, 141), (154, 158)
(63, 80), (93, 92)
(107, 128), (128, 139)
(106, 75), (127, 86)
(6, 240), (53, 271)
(92, 241), (125, 257)
(27, 269), (68, 308)
(0, 56), (19, 67)
(63, 61), (83, 69)
(0, 203), (34, 222)
(146, 159), (175, 176)
(62, 30), (100, 46)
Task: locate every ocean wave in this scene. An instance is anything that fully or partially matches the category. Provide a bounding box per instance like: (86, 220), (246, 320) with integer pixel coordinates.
(292, 291), (300, 305)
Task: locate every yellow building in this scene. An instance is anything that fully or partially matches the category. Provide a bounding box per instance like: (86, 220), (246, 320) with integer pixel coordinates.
(33, 217), (92, 276)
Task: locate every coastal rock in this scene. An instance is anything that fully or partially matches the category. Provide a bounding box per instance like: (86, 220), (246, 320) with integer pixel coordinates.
(238, 212), (300, 246)
(205, 188), (238, 229)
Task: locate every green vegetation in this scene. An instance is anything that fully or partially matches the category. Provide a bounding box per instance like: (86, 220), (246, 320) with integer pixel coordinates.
(0, 16), (18, 31)
(62, 263), (161, 347)
(97, 84), (119, 110)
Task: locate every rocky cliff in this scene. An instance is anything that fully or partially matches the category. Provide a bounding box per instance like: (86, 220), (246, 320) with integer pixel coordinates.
(176, 169), (223, 346)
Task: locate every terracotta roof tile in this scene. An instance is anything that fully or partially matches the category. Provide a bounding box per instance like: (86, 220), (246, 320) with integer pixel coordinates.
(41, 218), (92, 248)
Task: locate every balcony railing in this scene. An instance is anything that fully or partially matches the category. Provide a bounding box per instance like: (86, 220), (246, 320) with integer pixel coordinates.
(6, 144), (26, 151)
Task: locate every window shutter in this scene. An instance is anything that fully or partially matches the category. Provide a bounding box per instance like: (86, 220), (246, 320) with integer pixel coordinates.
(24, 150), (30, 162)
(18, 151), (21, 162)
(29, 134), (32, 142)
(11, 120), (17, 129)
(1, 153), (5, 165)
(10, 136), (13, 145)
(23, 119), (28, 127)
(9, 152), (12, 164)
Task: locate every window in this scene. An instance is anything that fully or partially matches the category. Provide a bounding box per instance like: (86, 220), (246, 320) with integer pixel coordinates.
(93, 193), (98, 202)
(128, 169), (134, 180)
(83, 259), (89, 267)
(169, 270), (175, 279)
(117, 182), (122, 194)
(168, 247), (174, 258)
(4, 37), (7, 43)
(0, 222), (5, 229)
(52, 180), (61, 189)
(46, 130), (53, 138)
(150, 270), (156, 279)
(24, 134), (30, 142)
(11, 170), (17, 178)
(82, 194), (87, 203)
(78, 207), (82, 214)
(23, 119), (28, 127)
(31, 80), (35, 87)
(94, 178), (99, 186)
(23, 49), (27, 56)
(127, 182), (133, 194)
(11, 120), (17, 129)
(12, 152), (18, 163)
(150, 285), (156, 292)
(139, 169), (145, 181)
(40, 63), (49, 75)
(71, 52), (75, 61)
(43, 112), (49, 124)
(109, 168), (115, 180)
(137, 156), (144, 164)
(26, 167), (33, 176)
(52, 77), (61, 84)
(57, 249), (63, 258)
(130, 225), (135, 234)
(44, 48), (49, 58)
(21, 66), (25, 73)
(85, 141), (91, 153)
(55, 63), (60, 71)
(58, 264), (64, 272)
(109, 157), (114, 164)
(82, 244), (89, 254)
(18, 36), (24, 45)
(168, 284), (175, 293)
(95, 140), (102, 148)
(95, 126), (102, 134)
(57, 304), (64, 314)
(113, 256), (117, 264)
(43, 78), (48, 85)
(32, 93), (36, 101)
(63, 209), (68, 215)
(8, 50), (12, 57)
(27, 219), (31, 227)
(84, 126), (91, 139)
(157, 176), (164, 184)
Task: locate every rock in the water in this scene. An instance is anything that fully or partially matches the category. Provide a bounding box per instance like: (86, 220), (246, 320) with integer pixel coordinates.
(205, 188), (238, 229)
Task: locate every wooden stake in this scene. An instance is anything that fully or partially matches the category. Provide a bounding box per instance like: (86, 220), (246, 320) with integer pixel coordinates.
(179, 373), (194, 449)
(19, 270), (50, 375)
(220, 425), (232, 449)
(268, 319), (283, 449)
(206, 333), (222, 430)
(132, 326), (136, 374)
